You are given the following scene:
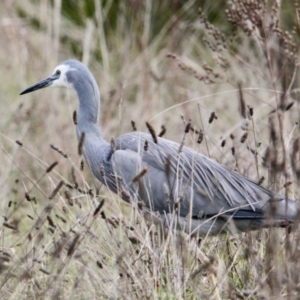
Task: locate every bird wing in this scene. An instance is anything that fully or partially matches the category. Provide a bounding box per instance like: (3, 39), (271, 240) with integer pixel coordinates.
(109, 132), (290, 221)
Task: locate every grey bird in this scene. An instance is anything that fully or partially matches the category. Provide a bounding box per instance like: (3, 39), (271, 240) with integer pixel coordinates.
(20, 59), (299, 236)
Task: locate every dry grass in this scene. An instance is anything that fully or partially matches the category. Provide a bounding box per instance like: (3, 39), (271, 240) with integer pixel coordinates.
(0, 0), (300, 299)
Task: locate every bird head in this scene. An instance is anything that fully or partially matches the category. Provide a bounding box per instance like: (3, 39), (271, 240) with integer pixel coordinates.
(20, 59), (97, 95)
(20, 61), (77, 95)
(20, 60), (101, 124)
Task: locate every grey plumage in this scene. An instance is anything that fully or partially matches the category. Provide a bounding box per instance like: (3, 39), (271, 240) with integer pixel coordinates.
(20, 59), (299, 236)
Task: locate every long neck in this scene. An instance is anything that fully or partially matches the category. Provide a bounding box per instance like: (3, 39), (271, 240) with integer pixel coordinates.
(74, 76), (108, 146)
(75, 75), (100, 126)
(74, 78), (110, 178)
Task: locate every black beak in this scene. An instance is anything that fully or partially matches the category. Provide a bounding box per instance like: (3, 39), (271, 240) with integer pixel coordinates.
(20, 73), (60, 95)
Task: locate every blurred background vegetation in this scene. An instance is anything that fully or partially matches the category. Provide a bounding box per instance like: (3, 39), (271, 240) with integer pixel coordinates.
(1, 0), (300, 299)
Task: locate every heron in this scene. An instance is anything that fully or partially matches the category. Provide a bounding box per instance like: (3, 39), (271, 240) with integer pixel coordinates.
(20, 59), (299, 236)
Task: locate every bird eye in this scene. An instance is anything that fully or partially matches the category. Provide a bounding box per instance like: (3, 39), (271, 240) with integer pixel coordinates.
(56, 70), (61, 76)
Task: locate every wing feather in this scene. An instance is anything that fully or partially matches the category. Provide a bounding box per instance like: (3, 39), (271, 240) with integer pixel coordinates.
(108, 131), (296, 224)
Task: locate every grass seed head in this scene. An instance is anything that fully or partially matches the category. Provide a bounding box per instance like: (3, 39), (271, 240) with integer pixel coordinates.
(132, 167), (148, 183)
(93, 199), (105, 217)
(158, 125), (166, 137)
(46, 162), (59, 173)
(73, 110), (77, 125)
(78, 132), (85, 156)
(131, 120), (137, 131)
(146, 122), (158, 144)
(144, 139), (149, 151)
(48, 181), (64, 200)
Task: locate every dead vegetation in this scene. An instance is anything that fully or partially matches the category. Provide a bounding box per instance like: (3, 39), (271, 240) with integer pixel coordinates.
(0, 0), (300, 299)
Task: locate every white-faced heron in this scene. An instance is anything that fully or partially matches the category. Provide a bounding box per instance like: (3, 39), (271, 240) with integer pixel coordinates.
(20, 59), (299, 236)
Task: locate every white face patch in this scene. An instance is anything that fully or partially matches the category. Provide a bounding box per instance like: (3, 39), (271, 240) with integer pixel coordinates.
(51, 64), (74, 89)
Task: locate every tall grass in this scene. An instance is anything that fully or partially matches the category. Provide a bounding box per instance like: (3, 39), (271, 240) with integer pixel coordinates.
(0, 0), (300, 298)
